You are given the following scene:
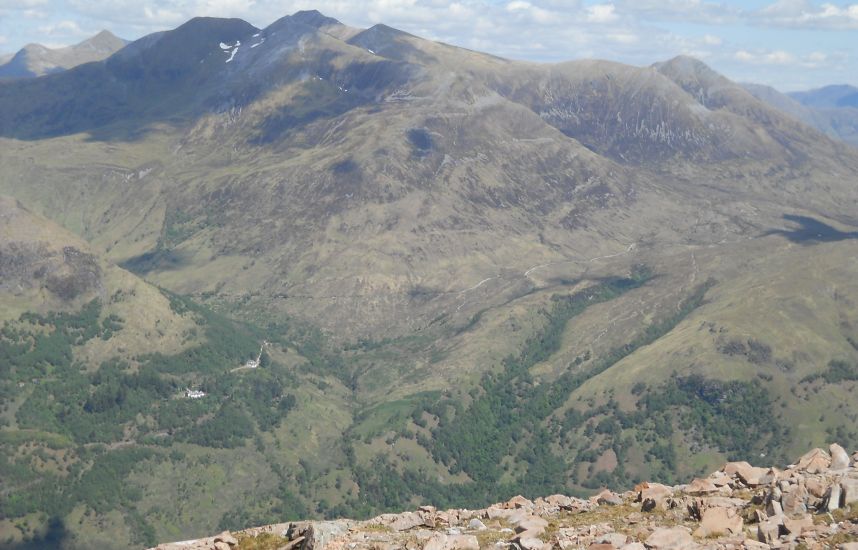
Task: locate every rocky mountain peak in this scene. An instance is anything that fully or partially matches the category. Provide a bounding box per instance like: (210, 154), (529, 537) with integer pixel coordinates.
(654, 55), (722, 80)
(290, 9), (343, 28)
(0, 29), (127, 79)
(84, 29), (126, 52)
(347, 23), (423, 61)
(652, 55), (747, 111)
(165, 16), (259, 49)
(100, 16), (257, 88)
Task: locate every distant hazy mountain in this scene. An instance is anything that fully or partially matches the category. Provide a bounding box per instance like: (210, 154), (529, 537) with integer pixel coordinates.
(742, 82), (858, 147)
(0, 30), (127, 79)
(790, 84), (858, 109)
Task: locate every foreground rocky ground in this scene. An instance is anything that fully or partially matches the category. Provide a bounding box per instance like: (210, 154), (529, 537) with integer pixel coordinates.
(153, 445), (858, 550)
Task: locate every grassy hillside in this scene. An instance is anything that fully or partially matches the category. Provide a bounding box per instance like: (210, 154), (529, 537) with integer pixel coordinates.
(4, 250), (858, 548)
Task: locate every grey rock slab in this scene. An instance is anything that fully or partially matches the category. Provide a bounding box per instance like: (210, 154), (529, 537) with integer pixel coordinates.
(842, 478), (858, 505)
(826, 483), (842, 512)
(831, 443), (851, 470)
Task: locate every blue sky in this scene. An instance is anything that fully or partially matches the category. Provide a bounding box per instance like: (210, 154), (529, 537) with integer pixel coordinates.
(0, 0), (855, 90)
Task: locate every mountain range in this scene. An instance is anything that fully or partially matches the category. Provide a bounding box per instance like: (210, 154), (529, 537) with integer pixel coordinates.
(0, 30), (127, 80)
(1, 10), (857, 549)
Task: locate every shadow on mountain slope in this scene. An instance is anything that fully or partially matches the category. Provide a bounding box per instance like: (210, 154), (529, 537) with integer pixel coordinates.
(5, 516), (69, 549)
(118, 248), (191, 275)
(766, 214), (858, 244)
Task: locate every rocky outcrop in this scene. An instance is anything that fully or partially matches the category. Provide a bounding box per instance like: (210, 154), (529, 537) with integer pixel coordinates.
(151, 444), (858, 550)
(0, 196), (102, 302)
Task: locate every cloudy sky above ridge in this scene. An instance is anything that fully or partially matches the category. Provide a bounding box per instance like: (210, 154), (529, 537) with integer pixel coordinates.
(0, 0), (855, 91)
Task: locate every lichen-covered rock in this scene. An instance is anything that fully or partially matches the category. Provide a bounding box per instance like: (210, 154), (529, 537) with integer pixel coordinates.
(593, 489), (623, 506)
(467, 518), (486, 531)
(422, 533), (478, 550)
(684, 478), (719, 495)
(843, 478), (858, 505)
(724, 461), (770, 486)
(213, 532), (237, 546)
(505, 495), (534, 509)
(796, 448), (831, 473)
(692, 506), (743, 537)
(832, 443), (851, 470)
(826, 483), (843, 512)
(645, 526), (698, 549)
(757, 517), (781, 545)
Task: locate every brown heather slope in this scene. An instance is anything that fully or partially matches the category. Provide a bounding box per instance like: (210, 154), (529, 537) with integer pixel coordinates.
(0, 195), (197, 366)
(1, 11), (857, 415)
(1, 14), (856, 339)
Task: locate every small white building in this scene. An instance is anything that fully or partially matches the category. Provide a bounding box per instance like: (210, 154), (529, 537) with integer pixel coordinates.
(185, 388), (206, 399)
(242, 341), (269, 369)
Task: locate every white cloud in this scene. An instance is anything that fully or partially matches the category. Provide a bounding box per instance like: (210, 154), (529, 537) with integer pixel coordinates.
(733, 48), (838, 69)
(195, 0), (258, 19)
(703, 34), (722, 46)
(505, 0), (557, 24)
(0, 0), (46, 7)
(38, 19), (86, 36)
(506, 0), (532, 10)
(606, 32), (638, 44)
(613, 0), (739, 24)
(765, 50), (795, 64)
(447, 3), (473, 19)
(755, 0), (858, 29)
(66, 0), (258, 28)
(759, 0), (815, 17)
(141, 6), (185, 25)
(614, 0), (858, 29)
(586, 4), (619, 23)
(735, 49), (795, 64)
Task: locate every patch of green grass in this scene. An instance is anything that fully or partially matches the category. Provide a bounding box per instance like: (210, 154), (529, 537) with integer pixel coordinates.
(236, 532), (291, 550)
(0, 430), (72, 448)
(353, 393), (440, 440)
(361, 523), (394, 533)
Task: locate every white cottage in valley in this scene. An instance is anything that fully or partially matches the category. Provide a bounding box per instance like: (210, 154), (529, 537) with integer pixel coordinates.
(185, 388), (206, 399)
